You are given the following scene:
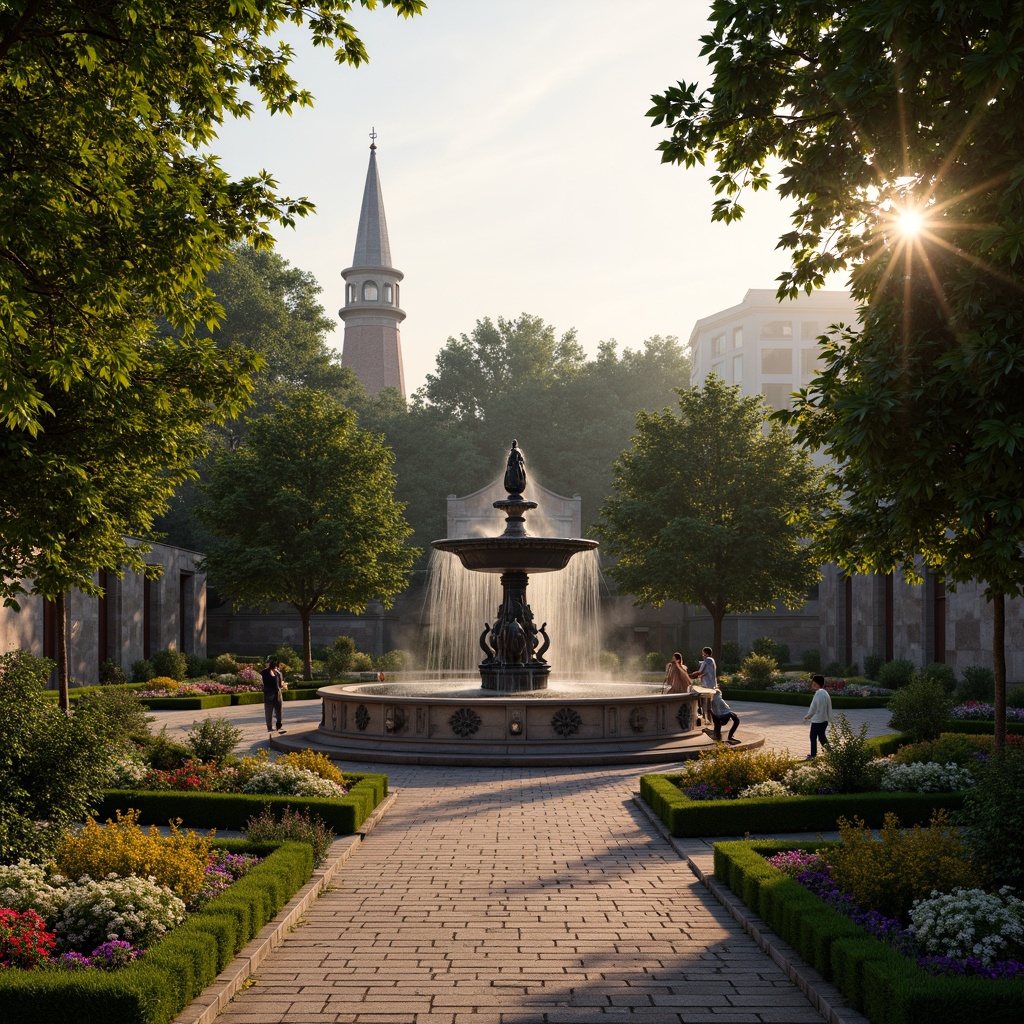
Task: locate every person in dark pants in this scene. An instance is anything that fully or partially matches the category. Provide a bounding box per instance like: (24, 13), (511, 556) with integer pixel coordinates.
(261, 656), (285, 738)
(803, 674), (832, 758)
(710, 686), (740, 743)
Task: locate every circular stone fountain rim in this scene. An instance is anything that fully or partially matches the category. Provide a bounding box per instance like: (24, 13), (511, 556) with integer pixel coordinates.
(318, 681), (697, 704)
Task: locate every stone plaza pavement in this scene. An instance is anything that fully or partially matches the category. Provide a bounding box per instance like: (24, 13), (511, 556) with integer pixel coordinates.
(154, 700), (891, 1024)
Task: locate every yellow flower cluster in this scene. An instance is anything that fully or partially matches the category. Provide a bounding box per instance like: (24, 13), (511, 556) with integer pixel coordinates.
(821, 810), (977, 920)
(279, 750), (347, 785)
(147, 676), (180, 691)
(682, 746), (796, 793)
(234, 749), (271, 787)
(55, 809), (212, 899)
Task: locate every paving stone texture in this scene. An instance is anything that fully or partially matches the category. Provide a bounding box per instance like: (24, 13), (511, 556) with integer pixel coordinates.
(156, 700), (891, 1024)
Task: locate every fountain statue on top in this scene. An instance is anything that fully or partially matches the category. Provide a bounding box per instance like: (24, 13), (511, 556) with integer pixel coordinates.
(432, 439), (599, 692)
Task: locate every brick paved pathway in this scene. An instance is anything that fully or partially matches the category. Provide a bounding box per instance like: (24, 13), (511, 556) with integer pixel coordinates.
(213, 763), (827, 1024)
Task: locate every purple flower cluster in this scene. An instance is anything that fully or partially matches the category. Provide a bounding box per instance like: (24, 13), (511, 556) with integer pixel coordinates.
(779, 857), (1024, 980)
(950, 702), (1024, 723)
(138, 681), (261, 697)
(52, 941), (143, 971)
(682, 782), (722, 801)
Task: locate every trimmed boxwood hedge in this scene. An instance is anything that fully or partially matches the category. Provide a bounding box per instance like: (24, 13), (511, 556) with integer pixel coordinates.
(0, 839), (314, 1024)
(941, 719), (1024, 736)
(640, 775), (965, 837)
(96, 771), (388, 834)
(713, 840), (1024, 1023)
(717, 688), (890, 709)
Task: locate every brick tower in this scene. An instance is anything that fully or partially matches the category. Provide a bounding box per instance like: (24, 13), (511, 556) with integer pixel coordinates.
(339, 134), (406, 397)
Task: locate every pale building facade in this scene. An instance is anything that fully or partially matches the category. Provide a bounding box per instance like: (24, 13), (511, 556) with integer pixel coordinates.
(685, 288), (1023, 680)
(338, 138), (406, 397)
(0, 541), (206, 685)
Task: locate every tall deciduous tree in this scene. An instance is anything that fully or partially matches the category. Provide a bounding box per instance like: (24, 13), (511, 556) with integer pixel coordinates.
(0, 337), (257, 707)
(597, 377), (825, 654)
(0, 0), (422, 435)
(197, 390), (418, 679)
(648, 1), (1024, 748)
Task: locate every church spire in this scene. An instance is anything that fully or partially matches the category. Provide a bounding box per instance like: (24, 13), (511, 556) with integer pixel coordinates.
(339, 132), (406, 398)
(352, 128), (392, 268)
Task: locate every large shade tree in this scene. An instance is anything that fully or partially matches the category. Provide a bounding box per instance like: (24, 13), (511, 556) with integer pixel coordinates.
(649, 0), (1024, 748)
(0, 0), (423, 435)
(197, 390), (418, 679)
(0, 336), (257, 707)
(597, 376), (826, 654)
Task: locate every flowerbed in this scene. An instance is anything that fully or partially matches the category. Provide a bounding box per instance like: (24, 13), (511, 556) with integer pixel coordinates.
(950, 701), (1024, 723)
(769, 677), (894, 698)
(714, 838), (1024, 1024)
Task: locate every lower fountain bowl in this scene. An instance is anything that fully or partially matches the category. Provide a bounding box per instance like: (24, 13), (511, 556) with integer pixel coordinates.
(271, 680), (764, 766)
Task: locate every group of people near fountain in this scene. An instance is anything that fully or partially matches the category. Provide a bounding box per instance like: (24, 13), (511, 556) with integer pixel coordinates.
(663, 647), (741, 744)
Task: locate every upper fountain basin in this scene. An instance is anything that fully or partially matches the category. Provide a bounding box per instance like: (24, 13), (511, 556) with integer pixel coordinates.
(431, 536), (599, 573)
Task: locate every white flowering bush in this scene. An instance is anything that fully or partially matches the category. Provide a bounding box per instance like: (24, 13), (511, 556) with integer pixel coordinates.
(53, 873), (186, 950)
(241, 763), (347, 798)
(880, 761), (974, 793)
(738, 779), (793, 799)
(910, 887), (1024, 964)
(0, 859), (68, 922)
(105, 751), (150, 789)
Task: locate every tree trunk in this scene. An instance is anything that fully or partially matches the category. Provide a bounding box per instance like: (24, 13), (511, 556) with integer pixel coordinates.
(993, 591), (1006, 754)
(702, 601), (725, 665)
(56, 591), (70, 713)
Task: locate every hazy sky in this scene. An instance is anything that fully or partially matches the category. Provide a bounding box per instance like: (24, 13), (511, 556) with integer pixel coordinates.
(213, 1), (824, 395)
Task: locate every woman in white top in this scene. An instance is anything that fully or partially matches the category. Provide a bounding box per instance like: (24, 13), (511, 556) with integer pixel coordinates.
(802, 674), (832, 758)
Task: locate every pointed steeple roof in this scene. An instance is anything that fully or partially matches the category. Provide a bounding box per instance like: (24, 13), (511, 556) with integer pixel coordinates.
(352, 138), (393, 268)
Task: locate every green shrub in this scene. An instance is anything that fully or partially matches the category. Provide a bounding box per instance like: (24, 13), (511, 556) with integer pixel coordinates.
(676, 745), (796, 794)
(719, 641), (742, 672)
(185, 654), (214, 678)
(144, 727), (193, 770)
(185, 716), (243, 763)
(816, 714), (883, 794)
(957, 664), (995, 701)
(751, 636), (789, 662)
(98, 659), (128, 686)
(738, 652), (777, 689)
(862, 653), (884, 681)
(350, 651), (373, 671)
(893, 733), (993, 767)
(599, 650), (620, 672)
(213, 653), (239, 674)
(0, 650), (117, 861)
(273, 644), (303, 675)
(920, 661), (957, 694)
(643, 651), (665, 672)
(878, 658), (915, 689)
(957, 748), (1024, 888)
(825, 661), (859, 678)
(149, 648), (188, 681)
(131, 658), (155, 683)
(74, 686), (152, 747)
(821, 810), (976, 920)
(1009, 685), (1024, 708)
(800, 648), (822, 672)
(325, 635), (357, 676)
(886, 673), (953, 743)
(374, 649), (408, 672)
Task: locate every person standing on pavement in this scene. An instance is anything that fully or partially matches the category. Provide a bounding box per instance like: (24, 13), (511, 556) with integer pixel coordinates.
(803, 674), (832, 758)
(261, 656), (285, 738)
(692, 647), (718, 688)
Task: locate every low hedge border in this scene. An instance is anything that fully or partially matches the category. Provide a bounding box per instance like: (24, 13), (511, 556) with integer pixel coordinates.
(713, 839), (1024, 1024)
(640, 777), (965, 837)
(718, 688), (890, 708)
(0, 839), (314, 1024)
(138, 688), (323, 710)
(941, 720), (1024, 736)
(97, 771), (389, 834)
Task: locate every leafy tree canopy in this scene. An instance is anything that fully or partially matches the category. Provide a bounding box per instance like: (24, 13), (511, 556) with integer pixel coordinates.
(363, 319), (691, 558)
(0, 0), (422, 435)
(597, 376), (826, 654)
(197, 389), (418, 677)
(649, 0), (1024, 745)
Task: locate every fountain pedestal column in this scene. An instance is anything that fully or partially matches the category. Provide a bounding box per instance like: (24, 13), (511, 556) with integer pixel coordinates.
(479, 570), (551, 692)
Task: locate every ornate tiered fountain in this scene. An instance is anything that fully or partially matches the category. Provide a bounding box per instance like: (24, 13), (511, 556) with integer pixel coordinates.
(288, 441), (763, 765)
(431, 439), (598, 692)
